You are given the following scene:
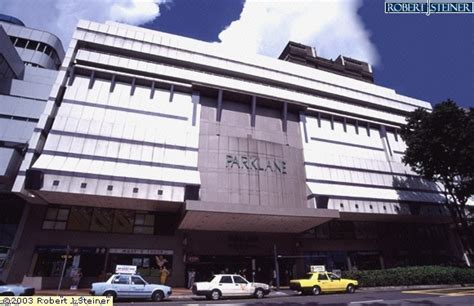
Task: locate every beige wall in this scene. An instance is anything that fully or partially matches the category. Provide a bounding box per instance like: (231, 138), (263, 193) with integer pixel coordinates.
(198, 96), (308, 210)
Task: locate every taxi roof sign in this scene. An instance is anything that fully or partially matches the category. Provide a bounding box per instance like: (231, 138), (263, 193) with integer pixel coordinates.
(115, 265), (137, 274)
(310, 265), (326, 272)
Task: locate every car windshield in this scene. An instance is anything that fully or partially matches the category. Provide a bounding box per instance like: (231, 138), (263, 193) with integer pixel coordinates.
(303, 273), (314, 279)
(328, 273), (340, 280)
(132, 276), (147, 285)
(208, 275), (218, 282)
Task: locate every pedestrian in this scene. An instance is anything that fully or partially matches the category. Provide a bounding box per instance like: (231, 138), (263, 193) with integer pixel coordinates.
(241, 268), (248, 279)
(284, 269), (290, 286)
(187, 268), (196, 289)
(160, 265), (170, 285)
(271, 269), (277, 287)
(71, 268), (82, 290)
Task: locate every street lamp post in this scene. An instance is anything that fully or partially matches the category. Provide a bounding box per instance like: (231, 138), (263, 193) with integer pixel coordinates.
(273, 244), (280, 290)
(57, 245), (71, 294)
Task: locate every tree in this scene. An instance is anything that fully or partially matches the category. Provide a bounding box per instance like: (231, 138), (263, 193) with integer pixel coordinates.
(400, 100), (474, 265)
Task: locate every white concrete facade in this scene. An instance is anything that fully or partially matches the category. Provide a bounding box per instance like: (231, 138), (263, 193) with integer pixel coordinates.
(14, 20), (447, 221)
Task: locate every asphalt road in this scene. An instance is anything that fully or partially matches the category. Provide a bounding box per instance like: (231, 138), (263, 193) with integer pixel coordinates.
(115, 287), (474, 305)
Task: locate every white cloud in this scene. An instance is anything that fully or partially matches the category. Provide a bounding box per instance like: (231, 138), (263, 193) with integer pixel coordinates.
(0, 0), (168, 49)
(217, 0), (379, 65)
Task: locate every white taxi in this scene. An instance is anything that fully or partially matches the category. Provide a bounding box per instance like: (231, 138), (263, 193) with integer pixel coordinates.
(90, 273), (172, 301)
(192, 274), (270, 300)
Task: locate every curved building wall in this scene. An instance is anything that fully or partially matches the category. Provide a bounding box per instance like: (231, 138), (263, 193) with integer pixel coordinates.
(0, 21), (64, 69)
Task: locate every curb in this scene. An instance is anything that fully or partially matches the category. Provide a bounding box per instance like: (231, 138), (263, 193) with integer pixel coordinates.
(357, 283), (474, 292)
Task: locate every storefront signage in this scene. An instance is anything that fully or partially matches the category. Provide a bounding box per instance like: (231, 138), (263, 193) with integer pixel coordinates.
(226, 154), (287, 174)
(109, 248), (173, 255)
(35, 246), (105, 254)
(116, 265), (137, 274)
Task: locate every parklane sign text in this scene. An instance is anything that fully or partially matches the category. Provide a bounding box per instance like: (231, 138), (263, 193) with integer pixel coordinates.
(226, 154), (287, 174)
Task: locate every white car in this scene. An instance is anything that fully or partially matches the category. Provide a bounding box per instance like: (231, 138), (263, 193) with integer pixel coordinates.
(90, 274), (171, 302)
(0, 281), (35, 296)
(192, 274), (270, 300)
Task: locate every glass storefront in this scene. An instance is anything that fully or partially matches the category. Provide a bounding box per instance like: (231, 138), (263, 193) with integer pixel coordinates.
(107, 249), (173, 278)
(32, 246), (106, 277)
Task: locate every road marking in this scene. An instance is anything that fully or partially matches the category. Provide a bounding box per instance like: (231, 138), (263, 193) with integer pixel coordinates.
(403, 287), (474, 297)
(350, 299), (384, 304)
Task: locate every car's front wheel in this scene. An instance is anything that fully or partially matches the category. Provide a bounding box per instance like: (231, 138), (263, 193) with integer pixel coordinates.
(254, 288), (264, 299)
(312, 286), (321, 296)
(103, 291), (117, 301)
(152, 290), (164, 302)
(210, 289), (221, 300)
(346, 284), (356, 294)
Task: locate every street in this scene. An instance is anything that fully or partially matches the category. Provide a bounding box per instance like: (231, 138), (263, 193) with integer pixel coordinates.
(114, 287), (474, 305)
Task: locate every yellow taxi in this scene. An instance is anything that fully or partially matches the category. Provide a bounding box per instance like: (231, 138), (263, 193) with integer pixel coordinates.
(289, 271), (358, 295)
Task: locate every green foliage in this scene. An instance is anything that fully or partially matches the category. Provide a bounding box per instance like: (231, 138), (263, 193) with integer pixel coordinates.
(342, 266), (474, 287)
(400, 100), (474, 207)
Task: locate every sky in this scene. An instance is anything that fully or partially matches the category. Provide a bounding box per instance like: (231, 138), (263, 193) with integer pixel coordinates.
(0, 0), (472, 108)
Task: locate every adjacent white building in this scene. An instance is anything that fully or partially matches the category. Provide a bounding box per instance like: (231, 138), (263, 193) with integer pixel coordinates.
(0, 14), (64, 273)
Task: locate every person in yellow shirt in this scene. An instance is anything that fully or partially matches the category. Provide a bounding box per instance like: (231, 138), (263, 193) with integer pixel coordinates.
(160, 265), (170, 285)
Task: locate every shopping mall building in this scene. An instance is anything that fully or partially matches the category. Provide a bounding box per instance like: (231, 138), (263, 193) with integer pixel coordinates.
(2, 20), (464, 288)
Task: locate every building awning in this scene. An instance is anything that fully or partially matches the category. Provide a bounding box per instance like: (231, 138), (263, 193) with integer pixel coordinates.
(179, 200), (339, 233)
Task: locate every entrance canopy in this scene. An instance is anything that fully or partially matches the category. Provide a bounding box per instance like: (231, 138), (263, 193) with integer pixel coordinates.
(179, 200), (339, 233)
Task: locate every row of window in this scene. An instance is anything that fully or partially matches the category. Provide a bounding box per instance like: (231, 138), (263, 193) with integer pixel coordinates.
(43, 207), (155, 234)
(9, 36), (61, 68)
(24, 62), (43, 68)
(304, 221), (449, 241)
(314, 112), (400, 141)
(0, 113), (38, 123)
(52, 180), (164, 195)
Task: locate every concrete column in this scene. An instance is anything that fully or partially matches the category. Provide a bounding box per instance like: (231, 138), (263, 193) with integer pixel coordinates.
(216, 89), (223, 122)
(346, 254), (353, 271)
(169, 84), (174, 102)
(251, 95), (256, 127)
(2, 203), (30, 282)
(191, 91), (200, 127)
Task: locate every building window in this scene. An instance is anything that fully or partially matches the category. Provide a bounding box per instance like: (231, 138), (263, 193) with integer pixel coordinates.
(52, 180), (60, 186)
(42, 207), (69, 230)
(80, 182), (87, 189)
(14, 37), (27, 48)
(157, 190), (163, 195)
(107, 185), (113, 191)
(112, 210), (134, 233)
(134, 213), (154, 234)
(90, 208), (114, 232)
(25, 40), (39, 51)
(315, 223), (330, 239)
(67, 206), (93, 231)
(133, 187), (139, 193)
